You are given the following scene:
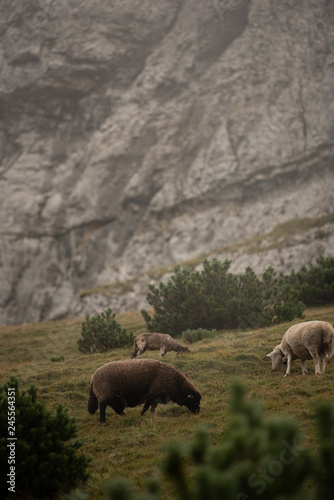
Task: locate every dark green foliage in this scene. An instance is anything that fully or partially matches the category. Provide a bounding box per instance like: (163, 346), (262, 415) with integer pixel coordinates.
(103, 382), (334, 500)
(181, 329), (218, 344)
(160, 383), (311, 500)
(0, 376), (89, 499)
(313, 403), (334, 500)
(141, 259), (304, 335)
(142, 265), (204, 335)
(77, 308), (133, 353)
(259, 266), (305, 326)
(287, 256), (334, 307)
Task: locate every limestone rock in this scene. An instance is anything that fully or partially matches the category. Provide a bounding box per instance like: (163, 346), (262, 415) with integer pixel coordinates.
(0, 0), (334, 325)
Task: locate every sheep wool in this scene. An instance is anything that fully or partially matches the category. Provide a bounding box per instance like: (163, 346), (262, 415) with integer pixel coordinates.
(131, 332), (190, 358)
(267, 320), (334, 377)
(88, 359), (201, 422)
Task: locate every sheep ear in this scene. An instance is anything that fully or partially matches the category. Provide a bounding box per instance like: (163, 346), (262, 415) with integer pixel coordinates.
(267, 352), (275, 358)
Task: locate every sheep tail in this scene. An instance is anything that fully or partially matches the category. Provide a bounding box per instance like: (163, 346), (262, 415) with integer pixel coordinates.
(88, 384), (98, 414)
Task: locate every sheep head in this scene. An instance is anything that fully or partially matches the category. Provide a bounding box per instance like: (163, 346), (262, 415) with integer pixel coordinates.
(184, 391), (201, 414)
(178, 346), (191, 355)
(267, 345), (285, 371)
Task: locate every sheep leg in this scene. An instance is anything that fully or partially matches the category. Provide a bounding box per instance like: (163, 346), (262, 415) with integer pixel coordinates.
(141, 403), (149, 415)
(160, 347), (166, 357)
(321, 354), (330, 374)
(284, 353), (293, 377)
(300, 359), (308, 375)
(111, 396), (126, 415)
(310, 351), (321, 374)
(141, 400), (151, 415)
(99, 402), (107, 423)
(142, 397), (159, 415)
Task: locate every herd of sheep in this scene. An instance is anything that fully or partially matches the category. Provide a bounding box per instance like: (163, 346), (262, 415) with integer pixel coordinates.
(88, 320), (334, 423)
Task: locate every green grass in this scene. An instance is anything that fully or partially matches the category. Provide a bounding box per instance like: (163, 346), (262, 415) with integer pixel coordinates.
(1, 306), (334, 498)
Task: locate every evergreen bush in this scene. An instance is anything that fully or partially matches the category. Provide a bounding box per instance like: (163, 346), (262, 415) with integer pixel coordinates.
(287, 255), (334, 307)
(141, 259), (304, 335)
(141, 265), (204, 335)
(77, 308), (133, 353)
(103, 382), (334, 500)
(0, 376), (89, 499)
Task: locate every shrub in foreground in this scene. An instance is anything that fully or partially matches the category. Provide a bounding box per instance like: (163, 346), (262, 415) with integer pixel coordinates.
(0, 376), (89, 499)
(78, 308), (133, 353)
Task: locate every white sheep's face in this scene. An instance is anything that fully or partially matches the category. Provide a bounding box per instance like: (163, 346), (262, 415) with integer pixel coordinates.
(267, 346), (285, 371)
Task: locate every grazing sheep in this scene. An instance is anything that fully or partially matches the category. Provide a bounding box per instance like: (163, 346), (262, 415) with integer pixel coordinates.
(88, 359), (201, 422)
(267, 320), (334, 377)
(131, 332), (190, 358)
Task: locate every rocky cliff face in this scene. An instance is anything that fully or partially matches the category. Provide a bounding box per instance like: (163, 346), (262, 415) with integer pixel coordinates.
(1, 0), (334, 325)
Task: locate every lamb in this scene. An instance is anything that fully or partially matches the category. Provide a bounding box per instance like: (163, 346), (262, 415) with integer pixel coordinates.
(267, 320), (334, 377)
(131, 332), (190, 358)
(88, 358), (201, 422)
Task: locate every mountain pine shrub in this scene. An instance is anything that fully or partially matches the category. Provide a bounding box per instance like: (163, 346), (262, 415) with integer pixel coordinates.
(141, 259), (304, 335)
(0, 376), (89, 499)
(287, 255), (334, 307)
(77, 308), (133, 353)
(141, 264), (205, 335)
(103, 382), (334, 500)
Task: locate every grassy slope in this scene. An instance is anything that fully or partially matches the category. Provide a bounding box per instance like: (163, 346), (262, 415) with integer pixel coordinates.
(1, 307), (334, 498)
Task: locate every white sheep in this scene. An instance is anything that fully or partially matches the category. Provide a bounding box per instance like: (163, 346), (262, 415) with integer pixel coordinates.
(267, 320), (334, 377)
(131, 332), (190, 358)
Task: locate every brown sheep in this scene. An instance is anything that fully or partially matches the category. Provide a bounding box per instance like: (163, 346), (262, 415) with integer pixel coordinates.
(267, 320), (334, 377)
(131, 332), (190, 358)
(88, 359), (201, 422)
